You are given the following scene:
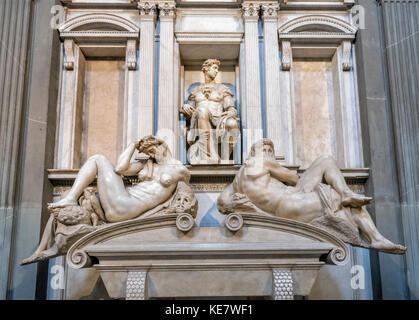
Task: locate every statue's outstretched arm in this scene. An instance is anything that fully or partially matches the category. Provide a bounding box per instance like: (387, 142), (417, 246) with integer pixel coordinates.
(265, 160), (299, 186)
(115, 142), (145, 176)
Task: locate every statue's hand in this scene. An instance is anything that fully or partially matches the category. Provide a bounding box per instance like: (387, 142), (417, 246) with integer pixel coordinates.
(222, 109), (237, 118)
(181, 104), (195, 118)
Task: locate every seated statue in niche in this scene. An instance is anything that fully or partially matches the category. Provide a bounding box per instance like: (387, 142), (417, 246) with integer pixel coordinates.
(217, 139), (407, 254)
(21, 135), (197, 265)
(180, 59), (240, 164)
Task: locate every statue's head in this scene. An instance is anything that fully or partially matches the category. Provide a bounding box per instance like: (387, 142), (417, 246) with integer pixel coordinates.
(250, 138), (275, 159)
(202, 58), (220, 80)
(169, 182), (198, 217)
(138, 135), (171, 162)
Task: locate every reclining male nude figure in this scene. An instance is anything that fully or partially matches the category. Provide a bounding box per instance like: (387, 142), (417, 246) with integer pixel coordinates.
(218, 139), (406, 254)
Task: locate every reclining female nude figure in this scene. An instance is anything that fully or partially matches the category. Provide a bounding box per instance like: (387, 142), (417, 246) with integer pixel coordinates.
(22, 136), (190, 264)
(218, 139), (406, 254)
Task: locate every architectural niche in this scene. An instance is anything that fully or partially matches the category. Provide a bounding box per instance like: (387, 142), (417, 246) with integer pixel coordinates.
(278, 15), (357, 71)
(59, 13), (140, 70)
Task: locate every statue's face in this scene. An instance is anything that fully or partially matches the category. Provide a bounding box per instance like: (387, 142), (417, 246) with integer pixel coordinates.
(263, 144), (275, 159)
(172, 192), (194, 213)
(147, 144), (167, 162)
(205, 63), (219, 79)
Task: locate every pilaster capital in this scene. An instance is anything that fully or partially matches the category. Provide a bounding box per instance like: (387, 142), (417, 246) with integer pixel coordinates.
(242, 2), (261, 21)
(261, 2), (279, 22)
(138, 1), (158, 17)
(158, 1), (176, 20)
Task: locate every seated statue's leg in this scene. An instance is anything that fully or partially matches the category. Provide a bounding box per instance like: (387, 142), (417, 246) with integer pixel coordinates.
(196, 107), (218, 162)
(351, 208), (406, 254)
(220, 119), (240, 162)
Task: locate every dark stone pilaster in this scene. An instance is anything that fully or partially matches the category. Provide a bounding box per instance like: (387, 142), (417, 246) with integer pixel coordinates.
(6, 0), (61, 299)
(380, 0), (419, 299)
(0, 0), (33, 300)
(355, 0), (409, 299)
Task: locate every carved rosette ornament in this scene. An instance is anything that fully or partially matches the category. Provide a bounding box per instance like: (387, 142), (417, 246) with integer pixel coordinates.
(158, 2), (176, 18)
(261, 3), (279, 21)
(225, 213), (244, 232)
(242, 3), (260, 20)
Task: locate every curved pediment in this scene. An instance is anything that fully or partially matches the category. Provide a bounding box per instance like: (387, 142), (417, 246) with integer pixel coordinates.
(60, 13), (139, 33)
(66, 213), (349, 270)
(278, 15), (357, 42)
(59, 13), (139, 42)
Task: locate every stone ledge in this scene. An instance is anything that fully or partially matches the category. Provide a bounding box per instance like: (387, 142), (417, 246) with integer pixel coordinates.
(48, 166), (369, 189)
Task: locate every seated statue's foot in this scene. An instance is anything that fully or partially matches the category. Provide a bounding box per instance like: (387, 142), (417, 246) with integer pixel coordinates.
(47, 198), (78, 210)
(371, 238), (407, 254)
(341, 193), (372, 208)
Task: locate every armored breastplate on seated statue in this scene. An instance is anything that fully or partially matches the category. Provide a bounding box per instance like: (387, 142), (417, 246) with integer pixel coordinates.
(180, 59), (240, 165)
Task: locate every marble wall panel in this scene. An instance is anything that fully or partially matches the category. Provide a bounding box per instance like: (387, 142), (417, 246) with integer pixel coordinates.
(81, 60), (125, 165)
(292, 60), (337, 167)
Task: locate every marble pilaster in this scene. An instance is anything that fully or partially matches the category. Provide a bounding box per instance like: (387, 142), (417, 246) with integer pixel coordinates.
(241, 2), (263, 155)
(137, 1), (157, 139)
(156, 1), (177, 155)
(59, 40), (85, 169)
(261, 3), (281, 158)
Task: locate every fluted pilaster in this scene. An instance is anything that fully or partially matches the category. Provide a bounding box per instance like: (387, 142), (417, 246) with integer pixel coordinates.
(381, 0), (419, 299)
(261, 3), (281, 157)
(0, 0), (32, 299)
(242, 2), (263, 153)
(137, 1), (157, 139)
(156, 1), (177, 154)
